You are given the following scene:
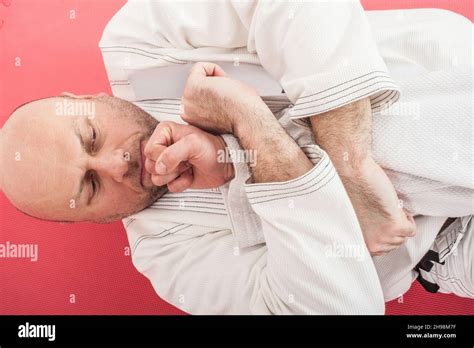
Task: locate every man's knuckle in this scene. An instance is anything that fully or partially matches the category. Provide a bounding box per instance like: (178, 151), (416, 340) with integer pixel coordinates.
(384, 234), (398, 243)
(144, 146), (153, 158)
(367, 242), (379, 254)
(159, 121), (173, 129)
(145, 159), (156, 174)
(161, 151), (175, 167)
(151, 175), (161, 186)
(165, 151), (177, 169)
(144, 141), (159, 158)
(181, 112), (191, 122)
(181, 172), (193, 185)
(168, 181), (180, 192)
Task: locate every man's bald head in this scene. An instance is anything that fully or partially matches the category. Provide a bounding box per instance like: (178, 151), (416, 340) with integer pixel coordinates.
(0, 94), (166, 223)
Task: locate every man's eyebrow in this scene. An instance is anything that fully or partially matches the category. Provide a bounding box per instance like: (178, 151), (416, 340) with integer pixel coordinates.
(72, 120), (89, 206)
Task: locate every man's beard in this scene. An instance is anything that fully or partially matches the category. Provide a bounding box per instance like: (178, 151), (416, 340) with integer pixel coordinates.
(143, 185), (169, 208)
(129, 108), (169, 213)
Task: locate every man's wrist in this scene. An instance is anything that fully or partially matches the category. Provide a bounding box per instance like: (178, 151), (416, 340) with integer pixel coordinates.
(233, 109), (313, 183)
(232, 98), (274, 139)
(329, 150), (373, 177)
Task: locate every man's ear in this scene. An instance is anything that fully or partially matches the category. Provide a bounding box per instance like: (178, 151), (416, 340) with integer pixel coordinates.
(60, 92), (108, 99)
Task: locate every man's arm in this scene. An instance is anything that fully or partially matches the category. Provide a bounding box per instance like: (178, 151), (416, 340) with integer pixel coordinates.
(309, 98), (416, 255)
(310, 99), (373, 173)
(179, 62), (415, 255)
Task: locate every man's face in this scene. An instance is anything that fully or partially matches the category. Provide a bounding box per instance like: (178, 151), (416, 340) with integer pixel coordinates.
(0, 96), (166, 222)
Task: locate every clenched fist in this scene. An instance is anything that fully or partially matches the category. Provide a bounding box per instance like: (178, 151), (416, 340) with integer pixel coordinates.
(144, 121), (234, 192)
(181, 62), (263, 135)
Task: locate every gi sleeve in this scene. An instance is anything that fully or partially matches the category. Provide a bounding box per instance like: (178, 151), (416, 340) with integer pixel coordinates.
(245, 0), (400, 117)
(100, 0), (398, 114)
(126, 147), (385, 314)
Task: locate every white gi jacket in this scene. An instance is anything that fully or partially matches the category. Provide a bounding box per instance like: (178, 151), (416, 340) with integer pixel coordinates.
(99, 1), (473, 312)
(122, 112), (385, 314)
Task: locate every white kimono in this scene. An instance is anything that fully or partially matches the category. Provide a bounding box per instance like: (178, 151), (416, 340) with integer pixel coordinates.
(99, 1), (473, 313)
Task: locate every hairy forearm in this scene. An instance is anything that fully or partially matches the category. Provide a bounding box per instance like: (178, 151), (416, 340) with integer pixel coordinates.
(309, 97), (377, 213)
(309, 97), (372, 174)
(234, 99), (313, 183)
(309, 97), (415, 254)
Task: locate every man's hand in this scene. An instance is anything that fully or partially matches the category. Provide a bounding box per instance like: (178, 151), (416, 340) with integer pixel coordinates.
(340, 157), (416, 255)
(181, 62), (261, 134)
(310, 98), (416, 255)
(144, 121), (234, 192)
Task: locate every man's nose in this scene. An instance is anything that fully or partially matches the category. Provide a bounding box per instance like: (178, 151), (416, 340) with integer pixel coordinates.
(91, 149), (129, 182)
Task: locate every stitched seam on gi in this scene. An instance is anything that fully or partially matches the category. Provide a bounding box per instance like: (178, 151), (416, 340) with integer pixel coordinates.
(245, 154), (329, 191)
(291, 80), (397, 116)
(246, 160), (331, 196)
(101, 45), (186, 63)
(296, 70), (390, 100)
(149, 206), (228, 216)
(249, 169), (337, 205)
(294, 74), (394, 108)
(291, 85), (399, 118)
(132, 223), (191, 254)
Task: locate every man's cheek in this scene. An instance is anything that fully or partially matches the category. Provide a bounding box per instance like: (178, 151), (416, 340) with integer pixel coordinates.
(107, 192), (136, 209)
